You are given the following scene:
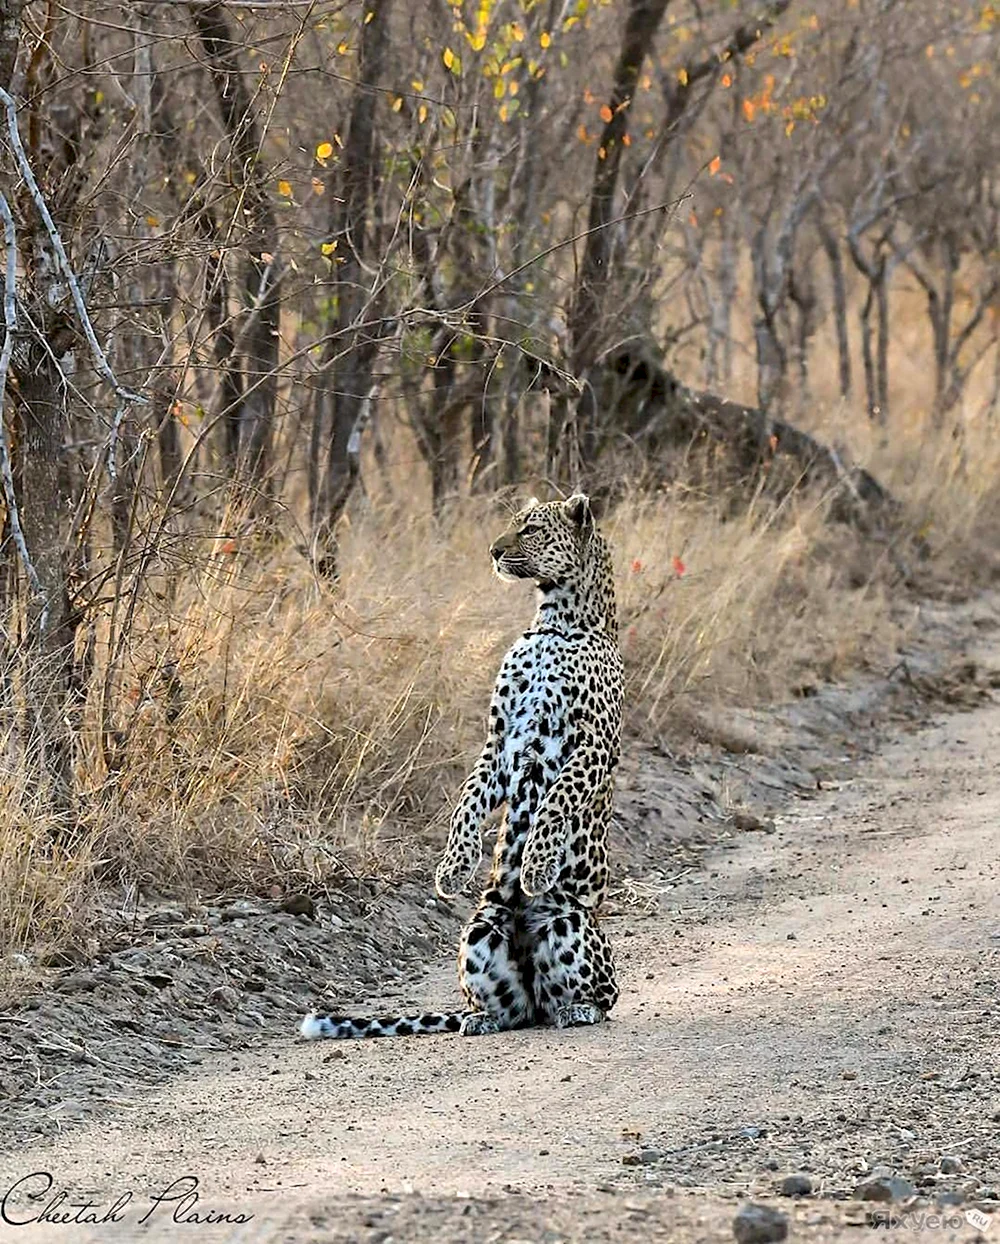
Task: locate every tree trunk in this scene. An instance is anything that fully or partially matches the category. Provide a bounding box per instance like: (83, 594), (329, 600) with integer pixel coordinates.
(876, 266), (890, 424)
(190, 1), (281, 500)
(566, 0), (671, 475)
(311, 0), (395, 573)
(13, 363), (74, 813)
(753, 311), (787, 412)
(819, 220), (851, 400)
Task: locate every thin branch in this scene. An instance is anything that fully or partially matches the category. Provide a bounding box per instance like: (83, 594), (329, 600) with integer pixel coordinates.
(0, 83), (147, 484)
(0, 191), (47, 624)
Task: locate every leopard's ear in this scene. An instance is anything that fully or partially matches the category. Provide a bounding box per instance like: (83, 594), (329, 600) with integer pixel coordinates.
(563, 492), (593, 531)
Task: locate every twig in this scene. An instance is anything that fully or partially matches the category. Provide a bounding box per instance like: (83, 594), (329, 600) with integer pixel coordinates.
(0, 191), (48, 629)
(0, 84), (147, 483)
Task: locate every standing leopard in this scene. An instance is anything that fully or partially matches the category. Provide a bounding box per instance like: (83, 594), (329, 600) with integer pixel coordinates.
(300, 492), (623, 1039)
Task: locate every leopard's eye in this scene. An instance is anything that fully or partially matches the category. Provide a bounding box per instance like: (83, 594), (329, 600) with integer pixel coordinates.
(520, 523), (541, 536)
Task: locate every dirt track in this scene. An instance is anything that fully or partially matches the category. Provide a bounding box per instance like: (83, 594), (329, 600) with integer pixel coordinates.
(3, 640), (1000, 1243)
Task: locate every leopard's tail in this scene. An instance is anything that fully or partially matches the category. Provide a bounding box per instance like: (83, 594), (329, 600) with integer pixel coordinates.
(299, 1010), (468, 1040)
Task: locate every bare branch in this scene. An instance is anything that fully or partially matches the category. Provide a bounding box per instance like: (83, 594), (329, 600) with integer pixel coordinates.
(0, 83), (146, 483)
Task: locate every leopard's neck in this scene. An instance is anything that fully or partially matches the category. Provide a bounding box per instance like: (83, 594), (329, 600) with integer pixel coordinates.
(530, 531), (618, 641)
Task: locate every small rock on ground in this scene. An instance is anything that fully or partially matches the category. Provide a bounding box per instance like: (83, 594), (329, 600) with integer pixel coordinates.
(780, 1173), (813, 1197)
(853, 1175), (916, 1202)
(733, 1203), (789, 1244)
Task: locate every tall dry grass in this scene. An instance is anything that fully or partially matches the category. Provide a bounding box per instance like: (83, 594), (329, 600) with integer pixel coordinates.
(2, 321), (1000, 993)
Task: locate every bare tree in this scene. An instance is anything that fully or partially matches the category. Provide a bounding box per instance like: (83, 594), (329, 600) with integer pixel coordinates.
(310, 0), (395, 575)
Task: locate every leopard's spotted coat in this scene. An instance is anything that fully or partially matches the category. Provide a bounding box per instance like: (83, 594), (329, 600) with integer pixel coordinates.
(301, 493), (623, 1040)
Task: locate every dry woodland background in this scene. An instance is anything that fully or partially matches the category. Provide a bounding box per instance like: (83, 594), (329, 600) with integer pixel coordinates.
(0, 0), (999, 994)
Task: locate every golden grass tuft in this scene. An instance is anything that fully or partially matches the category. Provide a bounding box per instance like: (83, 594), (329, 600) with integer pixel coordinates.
(2, 349), (1000, 993)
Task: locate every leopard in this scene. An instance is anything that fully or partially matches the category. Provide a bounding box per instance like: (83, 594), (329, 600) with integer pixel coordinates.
(300, 492), (624, 1040)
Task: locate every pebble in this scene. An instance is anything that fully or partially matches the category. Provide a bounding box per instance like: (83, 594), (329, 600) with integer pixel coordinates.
(780, 1173), (813, 1197)
(732, 1203), (789, 1244)
(853, 1175), (916, 1202)
(278, 895), (315, 919)
(622, 1148), (663, 1166)
(940, 1155), (965, 1174)
(207, 985), (239, 1011)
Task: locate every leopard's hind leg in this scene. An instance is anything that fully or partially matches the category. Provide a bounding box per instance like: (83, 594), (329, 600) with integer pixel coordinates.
(525, 895), (618, 1028)
(458, 897), (535, 1035)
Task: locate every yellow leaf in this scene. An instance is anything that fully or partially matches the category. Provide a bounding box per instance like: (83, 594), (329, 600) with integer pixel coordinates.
(494, 77), (506, 99)
(411, 78), (424, 91)
(391, 96), (403, 112)
(510, 22), (524, 40)
(337, 40), (349, 54)
(467, 29), (487, 51)
(145, 214), (159, 227)
(321, 240), (338, 255)
(499, 102), (509, 122)
(540, 31), (551, 48)
(708, 155), (721, 175)
(443, 46), (456, 70)
(364, 8), (374, 22)
(277, 180), (293, 197)
(418, 103), (428, 123)
(677, 67), (688, 86)
(316, 141), (333, 161)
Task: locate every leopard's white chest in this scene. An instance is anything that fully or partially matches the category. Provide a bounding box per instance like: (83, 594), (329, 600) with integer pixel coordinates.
(497, 634), (570, 782)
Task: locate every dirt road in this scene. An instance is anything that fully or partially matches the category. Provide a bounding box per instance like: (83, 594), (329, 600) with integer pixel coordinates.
(3, 665), (1000, 1243)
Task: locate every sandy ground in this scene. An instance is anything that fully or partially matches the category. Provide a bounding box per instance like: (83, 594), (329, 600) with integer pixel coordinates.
(3, 637), (1000, 1242)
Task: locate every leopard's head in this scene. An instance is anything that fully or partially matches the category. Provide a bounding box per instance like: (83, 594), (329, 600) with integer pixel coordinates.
(489, 493), (594, 588)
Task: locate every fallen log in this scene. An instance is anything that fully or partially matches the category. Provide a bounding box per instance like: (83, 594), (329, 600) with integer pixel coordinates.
(597, 345), (899, 529)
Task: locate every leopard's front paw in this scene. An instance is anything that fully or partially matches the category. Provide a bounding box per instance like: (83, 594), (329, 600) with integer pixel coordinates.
(434, 852), (478, 899)
(520, 850), (561, 897)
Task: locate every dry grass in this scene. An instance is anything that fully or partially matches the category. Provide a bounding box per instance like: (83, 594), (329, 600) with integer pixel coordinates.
(2, 326), (1000, 995)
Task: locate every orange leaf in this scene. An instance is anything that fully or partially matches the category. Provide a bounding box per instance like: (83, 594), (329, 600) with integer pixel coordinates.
(672, 555), (686, 577)
(708, 155), (721, 175)
(630, 558), (644, 574)
(599, 104), (613, 122)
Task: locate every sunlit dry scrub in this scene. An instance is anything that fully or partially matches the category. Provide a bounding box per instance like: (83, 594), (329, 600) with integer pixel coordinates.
(8, 390), (1000, 990)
